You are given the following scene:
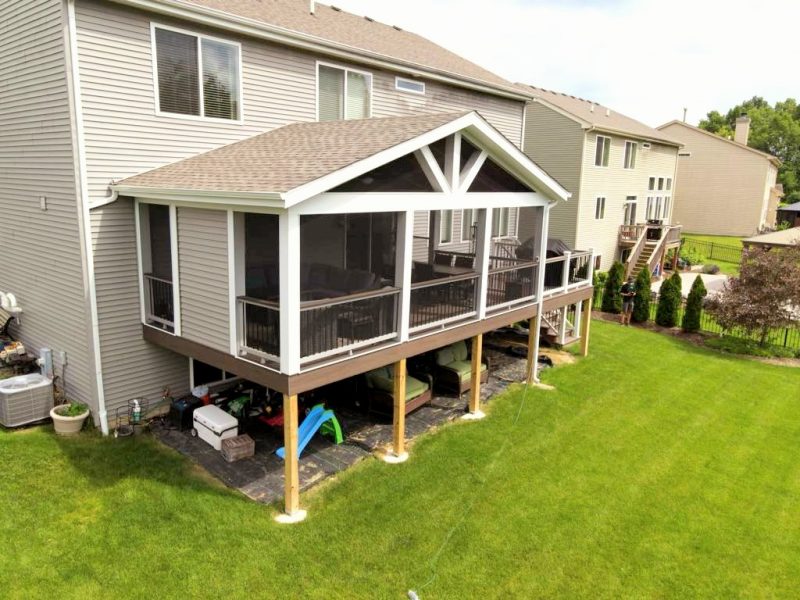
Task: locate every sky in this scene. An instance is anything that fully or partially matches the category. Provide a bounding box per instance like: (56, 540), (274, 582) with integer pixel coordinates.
(331, 0), (799, 127)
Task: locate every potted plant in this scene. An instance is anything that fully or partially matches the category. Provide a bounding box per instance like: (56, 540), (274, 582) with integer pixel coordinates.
(50, 400), (90, 436)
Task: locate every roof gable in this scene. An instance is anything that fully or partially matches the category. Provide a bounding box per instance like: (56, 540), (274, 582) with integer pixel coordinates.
(114, 111), (570, 206)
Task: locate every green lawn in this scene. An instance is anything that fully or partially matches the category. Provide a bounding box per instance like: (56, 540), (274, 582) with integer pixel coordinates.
(3, 321), (800, 598)
(682, 233), (744, 275)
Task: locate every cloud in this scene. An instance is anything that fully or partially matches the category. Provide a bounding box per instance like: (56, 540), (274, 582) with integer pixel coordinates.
(333, 0), (800, 126)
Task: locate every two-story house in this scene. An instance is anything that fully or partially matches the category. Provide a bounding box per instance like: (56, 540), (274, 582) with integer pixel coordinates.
(518, 85), (684, 277)
(657, 117), (783, 237)
(1, 0), (594, 519)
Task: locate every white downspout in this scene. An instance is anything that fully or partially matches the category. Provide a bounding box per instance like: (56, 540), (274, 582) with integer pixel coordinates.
(65, 0), (109, 434)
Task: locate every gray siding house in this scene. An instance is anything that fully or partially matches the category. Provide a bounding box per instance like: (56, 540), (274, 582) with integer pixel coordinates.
(518, 85), (684, 275)
(1, 0), (594, 519)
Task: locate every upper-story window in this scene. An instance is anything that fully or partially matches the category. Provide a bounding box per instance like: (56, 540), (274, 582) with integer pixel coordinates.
(666, 177), (673, 190)
(492, 207), (512, 237)
(440, 210), (454, 244)
(623, 141), (637, 169)
(594, 135), (611, 167)
(152, 25), (242, 121)
(595, 197), (606, 220)
(318, 63), (372, 121)
(648, 177), (656, 191)
(395, 77), (425, 95)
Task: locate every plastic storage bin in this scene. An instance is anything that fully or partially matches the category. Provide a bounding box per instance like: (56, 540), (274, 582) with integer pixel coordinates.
(0, 373), (53, 427)
(192, 405), (238, 450)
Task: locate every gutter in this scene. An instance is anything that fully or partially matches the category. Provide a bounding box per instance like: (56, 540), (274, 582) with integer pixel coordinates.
(584, 125), (684, 149)
(107, 0), (531, 103)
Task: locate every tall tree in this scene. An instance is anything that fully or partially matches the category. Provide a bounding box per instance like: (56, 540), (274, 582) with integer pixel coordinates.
(682, 276), (707, 333)
(632, 268), (652, 323)
(699, 96), (800, 204)
(706, 245), (800, 345)
(602, 262), (624, 314)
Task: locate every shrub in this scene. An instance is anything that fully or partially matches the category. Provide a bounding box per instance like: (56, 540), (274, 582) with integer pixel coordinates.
(669, 270), (683, 296)
(601, 262), (624, 314)
(592, 271), (607, 306)
(680, 245), (704, 267)
(632, 268), (652, 323)
(655, 276), (681, 327)
(682, 275), (707, 332)
(705, 335), (797, 359)
(702, 264), (720, 274)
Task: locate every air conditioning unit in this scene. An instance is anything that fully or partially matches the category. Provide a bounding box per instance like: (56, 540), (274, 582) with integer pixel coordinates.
(642, 143), (652, 150)
(0, 373), (53, 427)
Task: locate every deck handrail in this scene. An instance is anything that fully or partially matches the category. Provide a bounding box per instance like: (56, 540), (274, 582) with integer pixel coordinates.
(237, 296), (279, 310)
(144, 273), (173, 285)
(299, 286), (400, 311)
(410, 272), (479, 290)
(624, 226), (650, 278)
(488, 259), (538, 275)
(645, 229), (671, 275)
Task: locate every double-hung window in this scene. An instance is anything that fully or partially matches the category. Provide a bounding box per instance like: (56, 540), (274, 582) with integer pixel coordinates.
(646, 196), (654, 220)
(595, 135), (611, 167)
(153, 25), (241, 121)
(595, 197), (606, 220)
(623, 141), (637, 169)
(318, 64), (372, 121)
(461, 209), (477, 241)
(492, 208), (512, 237)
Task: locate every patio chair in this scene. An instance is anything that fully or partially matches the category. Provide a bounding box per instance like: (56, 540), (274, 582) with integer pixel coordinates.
(434, 251), (453, 266)
(454, 255), (474, 269)
(362, 365), (433, 418)
(433, 340), (489, 397)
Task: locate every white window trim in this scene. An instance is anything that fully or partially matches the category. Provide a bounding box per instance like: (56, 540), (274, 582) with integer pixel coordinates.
(594, 135), (611, 168)
(594, 196), (606, 220)
(189, 357), (239, 389)
(459, 208), (475, 244)
(490, 207), (515, 239)
(439, 209), (456, 245)
(395, 76), (426, 95)
(623, 140), (637, 169)
(315, 60), (374, 122)
(150, 22), (245, 124)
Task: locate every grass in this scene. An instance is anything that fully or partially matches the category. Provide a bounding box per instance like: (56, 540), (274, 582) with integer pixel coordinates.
(682, 233), (743, 275)
(705, 334), (799, 359)
(3, 321), (800, 598)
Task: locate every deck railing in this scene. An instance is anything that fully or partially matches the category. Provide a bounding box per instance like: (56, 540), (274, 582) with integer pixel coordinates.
(238, 297), (280, 360)
(299, 288), (400, 362)
(144, 274), (174, 331)
(486, 261), (538, 310)
(410, 273), (479, 333)
(543, 250), (593, 296)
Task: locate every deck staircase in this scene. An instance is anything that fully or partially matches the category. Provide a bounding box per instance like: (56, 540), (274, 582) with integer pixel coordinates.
(540, 309), (579, 347)
(630, 241), (659, 278)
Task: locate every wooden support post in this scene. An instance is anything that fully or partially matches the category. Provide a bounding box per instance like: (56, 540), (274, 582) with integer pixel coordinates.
(580, 298), (592, 357)
(275, 393), (306, 523)
(390, 358), (408, 460)
(526, 316), (537, 385)
(464, 334), (486, 420)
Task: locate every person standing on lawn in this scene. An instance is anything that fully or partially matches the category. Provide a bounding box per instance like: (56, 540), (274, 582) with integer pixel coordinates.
(620, 276), (636, 325)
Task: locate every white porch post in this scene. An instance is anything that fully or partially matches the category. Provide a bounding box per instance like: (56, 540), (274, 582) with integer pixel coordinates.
(529, 204), (551, 384)
(475, 208), (493, 319)
(169, 204), (181, 336)
(429, 211), (442, 263)
(573, 301), (583, 338)
(279, 209), (301, 374)
(558, 306), (568, 344)
(228, 211), (245, 356)
(561, 250), (572, 290)
(396, 210), (414, 342)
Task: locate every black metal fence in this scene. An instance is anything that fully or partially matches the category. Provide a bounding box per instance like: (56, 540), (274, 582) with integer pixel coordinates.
(681, 238), (743, 264)
(597, 288), (800, 352)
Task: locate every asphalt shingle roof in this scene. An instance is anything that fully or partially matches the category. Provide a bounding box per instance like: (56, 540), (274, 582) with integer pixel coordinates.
(516, 84), (683, 146)
(118, 112), (468, 193)
(179, 0), (522, 96)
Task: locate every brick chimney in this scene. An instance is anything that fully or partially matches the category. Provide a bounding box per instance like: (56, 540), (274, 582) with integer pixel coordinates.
(734, 114), (750, 145)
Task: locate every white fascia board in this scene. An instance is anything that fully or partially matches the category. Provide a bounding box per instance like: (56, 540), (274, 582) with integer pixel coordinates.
(583, 125), (683, 149)
(112, 186), (284, 206)
(296, 192), (548, 215)
(107, 0), (530, 103)
(285, 112), (570, 207)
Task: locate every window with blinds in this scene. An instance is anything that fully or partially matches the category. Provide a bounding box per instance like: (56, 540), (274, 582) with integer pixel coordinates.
(318, 64), (371, 121)
(153, 26), (241, 121)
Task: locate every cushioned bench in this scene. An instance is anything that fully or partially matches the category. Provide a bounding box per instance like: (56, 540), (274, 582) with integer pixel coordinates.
(434, 340), (489, 397)
(363, 365), (433, 418)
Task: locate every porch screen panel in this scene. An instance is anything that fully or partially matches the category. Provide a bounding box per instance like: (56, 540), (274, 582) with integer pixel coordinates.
(346, 71), (370, 119)
(202, 38), (240, 120)
(155, 28), (200, 116)
(318, 65), (344, 121)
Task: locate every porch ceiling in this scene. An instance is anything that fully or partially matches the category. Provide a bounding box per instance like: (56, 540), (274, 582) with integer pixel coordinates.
(113, 111), (570, 208)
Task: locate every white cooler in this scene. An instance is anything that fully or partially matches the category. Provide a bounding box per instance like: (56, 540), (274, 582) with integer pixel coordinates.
(192, 405), (238, 450)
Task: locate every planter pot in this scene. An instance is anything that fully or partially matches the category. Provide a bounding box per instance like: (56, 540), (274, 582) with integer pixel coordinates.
(50, 406), (90, 436)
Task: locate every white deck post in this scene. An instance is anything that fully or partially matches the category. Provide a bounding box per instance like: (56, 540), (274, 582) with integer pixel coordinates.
(561, 250), (572, 291)
(475, 208), (493, 319)
(279, 209), (301, 374)
(429, 211), (441, 263)
(396, 210), (414, 342)
(530, 205), (551, 384)
(169, 204), (181, 336)
(573, 301), (583, 338)
(228, 211), (245, 356)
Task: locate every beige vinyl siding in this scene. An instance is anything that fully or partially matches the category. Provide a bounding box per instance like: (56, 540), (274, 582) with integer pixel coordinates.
(660, 122), (773, 236)
(90, 199), (189, 417)
(576, 134), (679, 270)
(177, 208), (230, 353)
(521, 102), (584, 247)
(0, 0), (95, 407)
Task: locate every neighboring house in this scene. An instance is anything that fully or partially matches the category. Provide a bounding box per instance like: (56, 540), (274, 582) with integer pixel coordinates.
(777, 202), (800, 228)
(742, 227), (800, 249)
(517, 85), (683, 275)
(657, 117), (783, 237)
(1, 0), (594, 518)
